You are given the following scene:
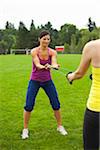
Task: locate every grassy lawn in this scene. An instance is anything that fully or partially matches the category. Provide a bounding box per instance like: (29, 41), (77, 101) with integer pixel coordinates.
(0, 54), (92, 150)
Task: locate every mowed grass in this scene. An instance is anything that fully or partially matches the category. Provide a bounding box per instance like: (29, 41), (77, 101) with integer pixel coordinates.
(0, 54), (92, 150)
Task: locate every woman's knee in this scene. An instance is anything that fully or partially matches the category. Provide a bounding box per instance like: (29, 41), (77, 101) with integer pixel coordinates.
(24, 105), (34, 112)
(51, 102), (60, 110)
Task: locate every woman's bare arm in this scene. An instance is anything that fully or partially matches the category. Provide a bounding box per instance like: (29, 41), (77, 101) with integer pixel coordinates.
(67, 42), (92, 81)
(31, 49), (45, 69)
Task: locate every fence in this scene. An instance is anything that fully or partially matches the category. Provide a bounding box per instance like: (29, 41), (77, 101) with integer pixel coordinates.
(11, 49), (31, 55)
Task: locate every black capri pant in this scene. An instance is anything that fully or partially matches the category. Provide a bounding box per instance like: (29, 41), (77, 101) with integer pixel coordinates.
(83, 108), (100, 150)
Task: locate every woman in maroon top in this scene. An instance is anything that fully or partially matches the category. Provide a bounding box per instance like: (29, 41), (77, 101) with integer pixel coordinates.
(21, 30), (67, 139)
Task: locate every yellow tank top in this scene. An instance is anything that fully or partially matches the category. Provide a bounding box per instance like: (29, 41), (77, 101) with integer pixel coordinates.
(87, 67), (100, 112)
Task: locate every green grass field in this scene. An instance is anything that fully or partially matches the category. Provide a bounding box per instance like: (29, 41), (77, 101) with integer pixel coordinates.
(0, 54), (92, 150)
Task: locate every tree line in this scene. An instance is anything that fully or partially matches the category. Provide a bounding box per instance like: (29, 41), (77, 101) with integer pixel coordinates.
(0, 18), (100, 54)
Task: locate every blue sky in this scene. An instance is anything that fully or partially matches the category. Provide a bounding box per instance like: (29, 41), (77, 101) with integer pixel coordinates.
(0, 0), (100, 30)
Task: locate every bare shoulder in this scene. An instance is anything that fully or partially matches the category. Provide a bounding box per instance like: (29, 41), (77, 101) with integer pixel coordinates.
(85, 39), (100, 48)
(83, 40), (95, 54)
(49, 48), (57, 56)
(31, 47), (39, 56)
(84, 40), (94, 49)
(94, 39), (100, 44)
(82, 40), (100, 60)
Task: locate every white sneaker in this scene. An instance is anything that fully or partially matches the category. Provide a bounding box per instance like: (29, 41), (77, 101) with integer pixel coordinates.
(21, 129), (29, 139)
(57, 126), (68, 135)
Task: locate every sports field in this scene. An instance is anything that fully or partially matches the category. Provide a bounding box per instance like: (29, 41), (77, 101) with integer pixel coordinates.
(0, 54), (91, 150)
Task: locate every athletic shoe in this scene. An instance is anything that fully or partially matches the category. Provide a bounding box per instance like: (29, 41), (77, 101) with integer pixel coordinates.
(21, 128), (29, 139)
(57, 126), (68, 135)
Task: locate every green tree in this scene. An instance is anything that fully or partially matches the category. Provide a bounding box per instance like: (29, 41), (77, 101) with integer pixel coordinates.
(28, 29), (40, 49)
(0, 40), (8, 54)
(49, 29), (59, 49)
(0, 22), (17, 53)
(76, 29), (90, 53)
(3, 34), (16, 53)
(5, 21), (15, 30)
(70, 34), (76, 53)
(30, 20), (36, 31)
(0, 30), (4, 41)
(16, 21), (29, 49)
(64, 43), (70, 53)
(59, 24), (77, 45)
(41, 21), (53, 33)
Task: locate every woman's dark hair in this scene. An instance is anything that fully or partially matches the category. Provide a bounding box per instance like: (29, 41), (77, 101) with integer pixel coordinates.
(39, 30), (50, 39)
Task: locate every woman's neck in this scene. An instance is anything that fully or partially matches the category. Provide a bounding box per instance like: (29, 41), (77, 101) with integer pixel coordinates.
(39, 45), (48, 51)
